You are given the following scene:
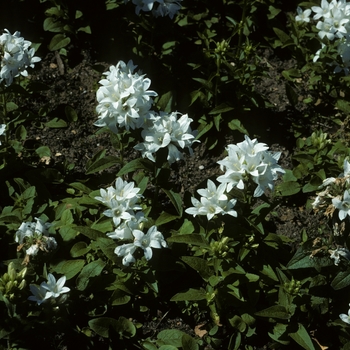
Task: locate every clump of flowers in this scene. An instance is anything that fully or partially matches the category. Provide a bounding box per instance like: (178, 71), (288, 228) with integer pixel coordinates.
(295, 0), (350, 74)
(15, 218), (56, 265)
(185, 179), (237, 221)
(28, 273), (70, 305)
(94, 60), (157, 134)
(134, 111), (199, 164)
(312, 159), (350, 221)
(0, 29), (41, 86)
(340, 303), (350, 324)
(216, 135), (285, 197)
(95, 177), (167, 265)
(125, 0), (182, 19)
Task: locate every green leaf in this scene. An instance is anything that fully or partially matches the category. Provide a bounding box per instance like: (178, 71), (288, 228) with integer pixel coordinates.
(276, 181), (301, 196)
(89, 316), (136, 338)
(6, 102), (18, 112)
(181, 256), (213, 280)
(117, 158), (153, 176)
(157, 329), (187, 347)
(70, 241), (91, 257)
(228, 119), (248, 134)
(85, 156), (120, 175)
(45, 118), (67, 128)
(162, 189), (183, 216)
(53, 259), (85, 280)
(285, 83), (298, 107)
(273, 28), (292, 45)
(287, 248), (333, 271)
(110, 289), (131, 306)
(97, 237), (118, 263)
(36, 146), (51, 158)
(65, 105), (78, 122)
(288, 323), (315, 350)
(167, 234), (209, 247)
(331, 268), (350, 290)
(159, 346), (178, 350)
(255, 305), (290, 320)
(155, 212), (180, 226)
(74, 226), (105, 240)
(336, 99), (350, 114)
(48, 34), (71, 51)
(76, 259), (106, 291)
(208, 103), (233, 114)
(43, 17), (63, 32)
(170, 288), (206, 302)
(182, 333), (199, 350)
(157, 91), (174, 113)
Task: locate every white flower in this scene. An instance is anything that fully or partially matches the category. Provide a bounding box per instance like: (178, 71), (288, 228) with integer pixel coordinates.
(340, 303), (350, 324)
(28, 284), (48, 305)
(133, 225), (167, 259)
(94, 60), (157, 134)
(295, 7), (312, 23)
(134, 111), (199, 164)
(0, 29), (41, 86)
(312, 0), (334, 20)
(185, 180), (237, 220)
(41, 274), (70, 299)
(26, 244), (39, 256)
(332, 190), (350, 220)
(217, 136), (284, 197)
(316, 18), (337, 40)
(329, 247), (350, 265)
(114, 225), (167, 266)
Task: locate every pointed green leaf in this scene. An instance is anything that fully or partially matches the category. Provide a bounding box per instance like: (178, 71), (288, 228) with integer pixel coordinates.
(73, 226), (105, 240)
(170, 288), (206, 302)
(162, 189), (183, 216)
(255, 305), (290, 320)
(76, 259), (106, 291)
(289, 323), (315, 350)
(167, 234), (209, 247)
(181, 256), (213, 280)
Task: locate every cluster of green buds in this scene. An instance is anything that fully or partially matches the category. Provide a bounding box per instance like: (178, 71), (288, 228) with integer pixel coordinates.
(210, 236), (230, 258)
(310, 130), (330, 150)
(214, 39), (229, 57)
(283, 277), (301, 296)
(0, 262), (27, 300)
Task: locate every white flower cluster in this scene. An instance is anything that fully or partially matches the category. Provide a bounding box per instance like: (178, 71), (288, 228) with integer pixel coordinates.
(95, 60), (199, 165)
(185, 179), (237, 221)
(217, 135), (285, 198)
(28, 273), (70, 305)
(94, 60), (157, 134)
(125, 0), (182, 19)
(295, 0), (350, 74)
(134, 111), (199, 164)
(15, 218), (56, 265)
(95, 177), (167, 266)
(312, 159), (350, 221)
(185, 136), (284, 221)
(0, 29), (41, 86)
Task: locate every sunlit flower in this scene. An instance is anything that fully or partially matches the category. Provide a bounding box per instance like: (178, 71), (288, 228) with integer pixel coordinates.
(217, 136), (284, 197)
(94, 60), (157, 134)
(114, 225), (167, 266)
(41, 274), (70, 299)
(332, 190), (350, 220)
(185, 180), (237, 220)
(134, 111), (198, 164)
(0, 29), (41, 86)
